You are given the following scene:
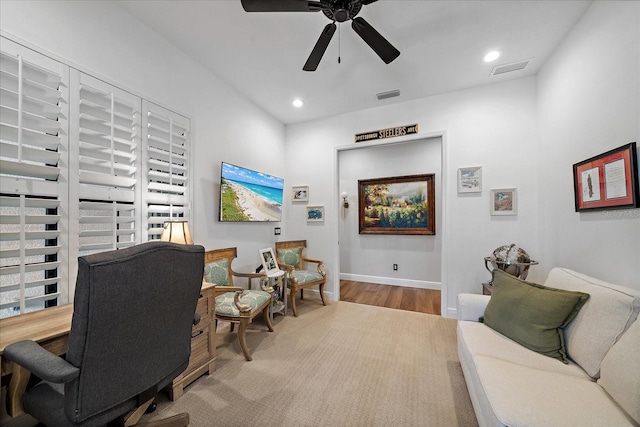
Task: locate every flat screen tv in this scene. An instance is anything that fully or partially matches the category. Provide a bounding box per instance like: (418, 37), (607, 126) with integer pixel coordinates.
(219, 162), (284, 222)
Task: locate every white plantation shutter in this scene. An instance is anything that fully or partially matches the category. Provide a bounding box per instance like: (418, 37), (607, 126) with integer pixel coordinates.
(1, 37), (192, 318)
(70, 71), (141, 255)
(0, 39), (69, 317)
(142, 102), (191, 240)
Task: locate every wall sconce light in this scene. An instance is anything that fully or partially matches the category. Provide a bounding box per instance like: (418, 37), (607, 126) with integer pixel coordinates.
(341, 192), (349, 208)
(161, 220), (194, 245)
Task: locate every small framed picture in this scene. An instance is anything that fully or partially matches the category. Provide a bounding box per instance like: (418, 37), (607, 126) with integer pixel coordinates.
(458, 166), (482, 193)
(291, 185), (309, 202)
(306, 206), (324, 222)
(259, 247), (280, 276)
(490, 188), (517, 216)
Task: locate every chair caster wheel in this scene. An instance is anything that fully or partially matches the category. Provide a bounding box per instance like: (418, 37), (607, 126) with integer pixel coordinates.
(145, 402), (158, 414)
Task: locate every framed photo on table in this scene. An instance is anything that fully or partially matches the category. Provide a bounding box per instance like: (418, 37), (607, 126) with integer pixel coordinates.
(573, 142), (639, 212)
(259, 247), (280, 276)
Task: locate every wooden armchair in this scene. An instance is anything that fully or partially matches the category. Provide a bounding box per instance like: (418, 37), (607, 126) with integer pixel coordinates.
(203, 248), (273, 361)
(275, 240), (327, 317)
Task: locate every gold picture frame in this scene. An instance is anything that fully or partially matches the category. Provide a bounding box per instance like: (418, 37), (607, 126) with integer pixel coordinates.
(358, 174), (435, 235)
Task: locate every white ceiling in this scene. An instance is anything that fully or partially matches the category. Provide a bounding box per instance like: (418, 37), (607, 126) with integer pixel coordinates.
(116, 0), (592, 125)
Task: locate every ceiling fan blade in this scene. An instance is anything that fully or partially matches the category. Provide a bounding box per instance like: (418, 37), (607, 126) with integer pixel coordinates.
(351, 17), (400, 64)
(241, 0), (323, 12)
(303, 23), (337, 72)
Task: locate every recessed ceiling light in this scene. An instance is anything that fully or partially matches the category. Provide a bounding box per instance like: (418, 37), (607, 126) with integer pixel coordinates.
(483, 50), (501, 63)
(292, 99), (304, 108)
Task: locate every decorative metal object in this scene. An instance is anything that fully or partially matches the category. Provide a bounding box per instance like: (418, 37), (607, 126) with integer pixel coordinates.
(233, 290), (252, 313)
(484, 244), (538, 281)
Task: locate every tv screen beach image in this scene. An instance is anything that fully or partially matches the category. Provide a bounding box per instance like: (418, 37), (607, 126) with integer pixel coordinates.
(219, 162), (283, 222)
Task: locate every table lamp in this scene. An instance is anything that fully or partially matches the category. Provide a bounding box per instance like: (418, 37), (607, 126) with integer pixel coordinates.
(161, 221), (193, 245)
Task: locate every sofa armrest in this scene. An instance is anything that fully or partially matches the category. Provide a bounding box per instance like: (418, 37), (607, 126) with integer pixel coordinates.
(457, 293), (491, 321)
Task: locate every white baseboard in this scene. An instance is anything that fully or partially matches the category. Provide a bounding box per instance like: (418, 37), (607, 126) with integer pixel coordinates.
(445, 307), (457, 319)
(339, 273), (441, 290)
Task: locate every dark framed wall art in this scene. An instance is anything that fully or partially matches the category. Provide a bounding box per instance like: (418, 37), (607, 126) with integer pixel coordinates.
(573, 142), (639, 212)
(358, 174), (435, 235)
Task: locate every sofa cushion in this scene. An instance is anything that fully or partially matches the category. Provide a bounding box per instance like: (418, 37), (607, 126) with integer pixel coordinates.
(598, 320), (640, 424)
(457, 321), (590, 380)
(474, 355), (636, 426)
(545, 268), (640, 378)
(484, 270), (589, 362)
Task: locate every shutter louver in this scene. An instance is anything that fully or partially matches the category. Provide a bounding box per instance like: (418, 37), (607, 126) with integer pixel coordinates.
(0, 42), (68, 318)
(78, 201), (136, 254)
(142, 102), (191, 241)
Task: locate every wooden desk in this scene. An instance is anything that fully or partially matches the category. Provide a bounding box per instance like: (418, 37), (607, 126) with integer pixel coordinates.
(0, 283), (216, 417)
(0, 304), (73, 417)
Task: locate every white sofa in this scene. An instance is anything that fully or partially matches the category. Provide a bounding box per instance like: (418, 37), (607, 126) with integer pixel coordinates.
(457, 267), (640, 427)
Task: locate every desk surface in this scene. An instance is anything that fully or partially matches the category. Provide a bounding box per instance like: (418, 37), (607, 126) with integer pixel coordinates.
(0, 304), (73, 355)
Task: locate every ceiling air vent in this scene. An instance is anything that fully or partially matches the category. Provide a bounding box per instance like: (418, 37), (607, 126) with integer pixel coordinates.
(376, 89), (400, 100)
(491, 59), (531, 76)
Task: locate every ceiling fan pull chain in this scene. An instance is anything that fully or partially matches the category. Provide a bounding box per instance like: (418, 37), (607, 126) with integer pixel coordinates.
(338, 22), (341, 64)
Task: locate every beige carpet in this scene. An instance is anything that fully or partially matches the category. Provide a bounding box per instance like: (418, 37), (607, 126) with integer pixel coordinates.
(147, 300), (478, 427)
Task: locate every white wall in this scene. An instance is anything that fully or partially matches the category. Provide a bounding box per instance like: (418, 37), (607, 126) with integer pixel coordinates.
(285, 77), (540, 317)
(0, 0), (286, 271)
(338, 138), (442, 289)
(285, 0), (640, 317)
(3, 0), (636, 317)
(537, 0), (640, 289)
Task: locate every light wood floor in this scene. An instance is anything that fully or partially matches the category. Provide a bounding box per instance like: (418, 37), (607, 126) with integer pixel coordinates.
(340, 280), (441, 315)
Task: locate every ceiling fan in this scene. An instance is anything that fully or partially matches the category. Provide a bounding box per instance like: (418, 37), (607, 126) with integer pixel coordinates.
(241, 0), (400, 71)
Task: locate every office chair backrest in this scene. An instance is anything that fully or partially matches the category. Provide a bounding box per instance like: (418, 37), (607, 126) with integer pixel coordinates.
(64, 242), (204, 423)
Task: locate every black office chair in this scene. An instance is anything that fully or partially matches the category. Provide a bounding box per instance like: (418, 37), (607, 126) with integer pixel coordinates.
(3, 241), (205, 427)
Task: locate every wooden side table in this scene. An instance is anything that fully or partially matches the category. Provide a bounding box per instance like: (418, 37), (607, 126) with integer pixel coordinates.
(482, 282), (493, 295)
(266, 270), (287, 323)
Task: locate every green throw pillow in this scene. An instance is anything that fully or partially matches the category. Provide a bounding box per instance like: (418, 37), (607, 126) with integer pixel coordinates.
(484, 270), (590, 363)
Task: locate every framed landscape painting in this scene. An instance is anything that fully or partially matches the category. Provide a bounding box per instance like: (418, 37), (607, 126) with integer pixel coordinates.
(358, 174), (435, 235)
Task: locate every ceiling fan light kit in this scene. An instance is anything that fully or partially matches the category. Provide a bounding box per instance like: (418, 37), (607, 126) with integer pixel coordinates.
(241, 0), (400, 71)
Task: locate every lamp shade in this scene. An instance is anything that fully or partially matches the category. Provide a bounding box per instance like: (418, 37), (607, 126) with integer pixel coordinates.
(161, 221), (193, 245)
